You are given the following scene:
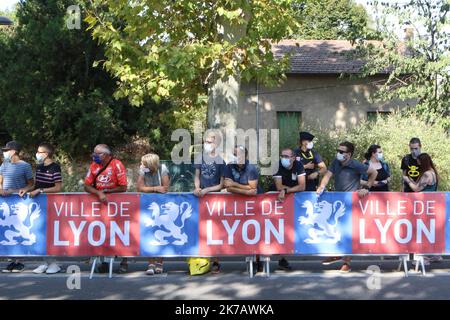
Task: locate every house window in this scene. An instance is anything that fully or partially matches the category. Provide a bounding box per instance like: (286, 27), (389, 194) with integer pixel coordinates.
(277, 111), (302, 150)
(367, 111), (391, 122)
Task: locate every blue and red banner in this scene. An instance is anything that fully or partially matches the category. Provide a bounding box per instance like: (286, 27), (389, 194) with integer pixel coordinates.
(0, 192), (448, 256)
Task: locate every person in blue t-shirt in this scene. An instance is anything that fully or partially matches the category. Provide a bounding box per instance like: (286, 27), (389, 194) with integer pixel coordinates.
(224, 145), (263, 272)
(224, 145), (261, 195)
(0, 141), (34, 273)
(193, 130), (226, 273)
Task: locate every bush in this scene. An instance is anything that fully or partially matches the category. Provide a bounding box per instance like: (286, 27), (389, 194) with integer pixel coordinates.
(303, 111), (450, 191)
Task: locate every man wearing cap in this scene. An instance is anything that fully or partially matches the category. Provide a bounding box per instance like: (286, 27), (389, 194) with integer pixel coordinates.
(0, 141), (34, 273)
(294, 132), (327, 191)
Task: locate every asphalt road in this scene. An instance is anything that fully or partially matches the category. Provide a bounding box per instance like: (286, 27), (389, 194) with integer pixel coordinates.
(1, 256), (450, 300)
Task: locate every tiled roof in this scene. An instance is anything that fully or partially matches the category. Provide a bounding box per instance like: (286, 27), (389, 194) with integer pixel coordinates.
(271, 39), (385, 74)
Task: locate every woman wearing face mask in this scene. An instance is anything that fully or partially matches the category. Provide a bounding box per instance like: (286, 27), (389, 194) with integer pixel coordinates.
(137, 153), (170, 275)
(404, 153), (440, 265)
(403, 153), (438, 192)
(361, 145), (391, 192)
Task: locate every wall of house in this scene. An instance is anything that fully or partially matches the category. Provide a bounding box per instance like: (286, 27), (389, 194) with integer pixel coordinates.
(237, 74), (414, 132)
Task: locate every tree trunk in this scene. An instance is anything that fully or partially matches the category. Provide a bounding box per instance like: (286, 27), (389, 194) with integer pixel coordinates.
(207, 2), (251, 155)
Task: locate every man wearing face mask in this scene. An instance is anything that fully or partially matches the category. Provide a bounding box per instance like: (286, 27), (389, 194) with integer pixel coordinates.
(225, 145), (263, 272)
(193, 131), (226, 273)
(27, 143), (64, 274)
(272, 148), (306, 271)
(193, 131), (225, 198)
(294, 132), (327, 191)
(84, 144), (128, 273)
(0, 141), (34, 273)
(316, 141), (377, 272)
(401, 138), (422, 192)
(224, 145), (262, 196)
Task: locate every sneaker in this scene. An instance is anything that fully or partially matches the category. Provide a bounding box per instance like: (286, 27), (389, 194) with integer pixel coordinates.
(339, 263), (351, 273)
(118, 263), (128, 274)
(33, 264), (48, 274)
(96, 262), (109, 274)
(322, 257), (342, 265)
(11, 262), (25, 273)
(211, 261), (221, 274)
(277, 258), (292, 271)
(146, 264), (155, 275)
(155, 263), (163, 275)
(2, 262), (16, 273)
(46, 263), (61, 274)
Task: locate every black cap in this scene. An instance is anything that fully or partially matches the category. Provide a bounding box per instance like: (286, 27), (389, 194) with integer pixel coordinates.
(1, 141), (21, 152)
(299, 132), (314, 142)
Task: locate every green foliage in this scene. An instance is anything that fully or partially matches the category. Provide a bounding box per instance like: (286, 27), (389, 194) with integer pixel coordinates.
(86, 0), (301, 109)
(304, 111), (450, 191)
(356, 0), (450, 128)
(0, 0), (202, 160)
(293, 0), (380, 41)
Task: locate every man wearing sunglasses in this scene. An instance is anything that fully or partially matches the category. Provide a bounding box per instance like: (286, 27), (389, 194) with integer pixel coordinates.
(316, 141), (377, 272)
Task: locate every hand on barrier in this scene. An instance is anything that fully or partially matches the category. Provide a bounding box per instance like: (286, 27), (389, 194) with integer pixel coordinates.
(357, 188), (369, 198)
(316, 186), (325, 196)
(29, 189), (41, 198)
(97, 191), (108, 204)
(277, 190), (286, 202)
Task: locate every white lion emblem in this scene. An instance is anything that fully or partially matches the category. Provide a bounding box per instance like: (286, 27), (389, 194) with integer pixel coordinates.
(298, 200), (346, 243)
(143, 201), (193, 245)
(0, 202), (41, 245)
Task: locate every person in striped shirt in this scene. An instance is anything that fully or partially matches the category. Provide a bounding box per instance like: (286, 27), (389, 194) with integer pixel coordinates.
(27, 143), (63, 274)
(0, 141), (34, 273)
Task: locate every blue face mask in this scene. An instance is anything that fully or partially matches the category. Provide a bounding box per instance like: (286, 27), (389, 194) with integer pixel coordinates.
(93, 154), (102, 164)
(376, 152), (384, 161)
(281, 158), (291, 168)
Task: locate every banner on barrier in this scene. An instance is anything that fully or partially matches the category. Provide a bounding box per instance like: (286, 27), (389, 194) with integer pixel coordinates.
(140, 193), (198, 256)
(294, 192), (353, 254)
(0, 192), (448, 256)
(0, 195), (47, 255)
(46, 194), (140, 256)
(352, 192), (446, 254)
(199, 193), (294, 255)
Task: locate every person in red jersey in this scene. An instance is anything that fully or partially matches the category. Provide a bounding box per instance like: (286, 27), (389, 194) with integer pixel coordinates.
(84, 144), (128, 273)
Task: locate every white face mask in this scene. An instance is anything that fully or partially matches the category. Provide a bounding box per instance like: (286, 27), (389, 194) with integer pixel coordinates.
(203, 143), (213, 154)
(229, 155), (238, 164)
(139, 165), (150, 175)
(411, 149), (421, 159)
(336, 153), (345, 162)
(3, 151), (12, 162)
(306, 142), (314, 150)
